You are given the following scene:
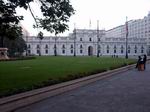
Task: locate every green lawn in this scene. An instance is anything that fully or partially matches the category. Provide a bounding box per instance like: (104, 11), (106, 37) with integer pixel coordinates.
(0, 56), (136, 97)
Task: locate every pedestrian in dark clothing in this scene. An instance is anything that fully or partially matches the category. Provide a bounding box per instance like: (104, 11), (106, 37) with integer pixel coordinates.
(136, 56), (142, 69)
(143, 54), (147, 70)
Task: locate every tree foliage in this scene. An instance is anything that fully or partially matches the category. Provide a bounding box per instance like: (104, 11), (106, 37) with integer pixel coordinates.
(0, 35), (26, 56)
(0, 0), (23, 47)
(0, 0), (74, 55)
(8, 0), (75, 34)
(37, 31), (44, 40)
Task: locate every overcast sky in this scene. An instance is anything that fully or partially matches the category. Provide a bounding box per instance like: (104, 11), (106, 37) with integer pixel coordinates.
(16, 0), (150, 36)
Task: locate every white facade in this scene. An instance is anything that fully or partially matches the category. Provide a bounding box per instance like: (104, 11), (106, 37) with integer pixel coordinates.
(25, 12), (150, 57)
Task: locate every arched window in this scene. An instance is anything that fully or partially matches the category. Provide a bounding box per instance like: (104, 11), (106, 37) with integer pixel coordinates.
(80, 45), (83, 49)
(89, 38), (92, 41)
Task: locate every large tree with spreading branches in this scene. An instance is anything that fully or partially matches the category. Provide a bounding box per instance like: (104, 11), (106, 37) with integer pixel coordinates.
(0, 0), (75, 45)
(0, 0), (74, 56)
(6, 0), (75, 34)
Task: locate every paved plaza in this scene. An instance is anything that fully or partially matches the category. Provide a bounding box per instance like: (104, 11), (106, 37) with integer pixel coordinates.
(15, 64), (150, 112)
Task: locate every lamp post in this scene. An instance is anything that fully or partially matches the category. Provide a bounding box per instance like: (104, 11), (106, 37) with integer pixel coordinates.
(125, 17), (128, 59)
(97, 20), (100, 57)
(26, 35), (28, 56)
(73, 24), (76, 57)
(54, 36), (57, 56)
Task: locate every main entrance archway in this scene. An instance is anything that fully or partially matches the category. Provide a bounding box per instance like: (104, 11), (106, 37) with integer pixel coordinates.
(88, 46), (93, 56)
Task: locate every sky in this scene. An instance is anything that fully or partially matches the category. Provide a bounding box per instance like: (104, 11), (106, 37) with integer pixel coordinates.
(16, 0), (150, 36)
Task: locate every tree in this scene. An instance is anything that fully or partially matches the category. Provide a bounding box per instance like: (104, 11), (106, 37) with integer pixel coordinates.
(8, 0), (75, 35)
(0, 0), (23, 47)
(37, 31), (44, 56)
(0, 0), (74, 57)
(1, 35), (27, 57)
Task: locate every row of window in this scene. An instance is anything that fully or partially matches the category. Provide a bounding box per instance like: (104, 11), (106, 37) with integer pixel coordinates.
(28, 44), (89, 49)
(106, 49), (144, 54)
(79, 38), (101, 41)
(106, 45), (144, 49)
(28, 49), (77, 54)
(28, 48), (144, 55)
(28, 44), (145, 50)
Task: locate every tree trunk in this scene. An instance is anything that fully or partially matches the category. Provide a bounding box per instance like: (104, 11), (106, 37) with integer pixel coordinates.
(0, 36), (4, 48)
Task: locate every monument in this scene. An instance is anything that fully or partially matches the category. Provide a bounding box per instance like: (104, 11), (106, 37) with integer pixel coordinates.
(0, 48), (9, 60)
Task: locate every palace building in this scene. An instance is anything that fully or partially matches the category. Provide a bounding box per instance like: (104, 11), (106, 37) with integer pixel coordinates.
(25, 12), (150, 57)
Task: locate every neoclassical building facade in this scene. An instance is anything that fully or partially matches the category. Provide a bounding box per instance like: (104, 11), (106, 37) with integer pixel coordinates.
(25, 12), (150, 57)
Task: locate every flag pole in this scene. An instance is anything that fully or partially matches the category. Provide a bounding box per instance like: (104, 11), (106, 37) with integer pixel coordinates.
(89, 19), (91, 29)
(97, 20), (100, 57)
(74, 23), (76, 57)
(125, 16), (128, 59)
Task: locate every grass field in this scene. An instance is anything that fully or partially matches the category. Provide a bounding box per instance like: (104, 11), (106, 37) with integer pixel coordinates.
(0, 56), (136, 97)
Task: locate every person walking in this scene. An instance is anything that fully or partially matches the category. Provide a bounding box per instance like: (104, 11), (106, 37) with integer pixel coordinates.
(143, 54), (147, 70)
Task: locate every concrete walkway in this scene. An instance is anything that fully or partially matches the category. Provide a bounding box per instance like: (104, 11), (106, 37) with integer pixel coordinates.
(15, 64), (150, 112)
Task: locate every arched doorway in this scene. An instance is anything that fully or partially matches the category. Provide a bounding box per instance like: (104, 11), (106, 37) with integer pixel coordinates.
(88, 46), (93, 56)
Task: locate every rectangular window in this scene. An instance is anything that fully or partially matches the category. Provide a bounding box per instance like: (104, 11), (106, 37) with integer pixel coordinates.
(107, 50), (109, 53)
(62, 50), (65, 54)
(28, 50), (31, 54)
(114, 49), (116, 53)
(98, 50), (101, 53)
(128, 50), (130, 53)
(71, 50), (73, 54)
(121, 50), (123, 54)
(135, 50), (137, 53)
(45, 50), (48, 54)
(80, 38), (82, 41)
(80, 50), (82, 54)
(37, 50), (40, 54)
(141, 50), (144, 53)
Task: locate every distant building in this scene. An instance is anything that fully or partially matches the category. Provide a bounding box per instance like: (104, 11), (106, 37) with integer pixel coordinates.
(25, 12), (150, 57)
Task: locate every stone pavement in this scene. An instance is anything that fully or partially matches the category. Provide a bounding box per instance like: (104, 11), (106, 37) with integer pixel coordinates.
(15, 64), (150, 112)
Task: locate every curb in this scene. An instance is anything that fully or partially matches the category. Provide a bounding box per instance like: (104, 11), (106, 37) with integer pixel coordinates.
(0, 64), (136, 112)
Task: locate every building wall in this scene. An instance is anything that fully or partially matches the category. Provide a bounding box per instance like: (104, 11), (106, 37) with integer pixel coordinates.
(25, 12), (150, 57)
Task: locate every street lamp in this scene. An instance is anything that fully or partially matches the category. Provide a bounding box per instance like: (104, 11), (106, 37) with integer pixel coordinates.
(97, 20), (100, 57)
(125, 17), (128, 59)
(73, 24), (76, 57)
